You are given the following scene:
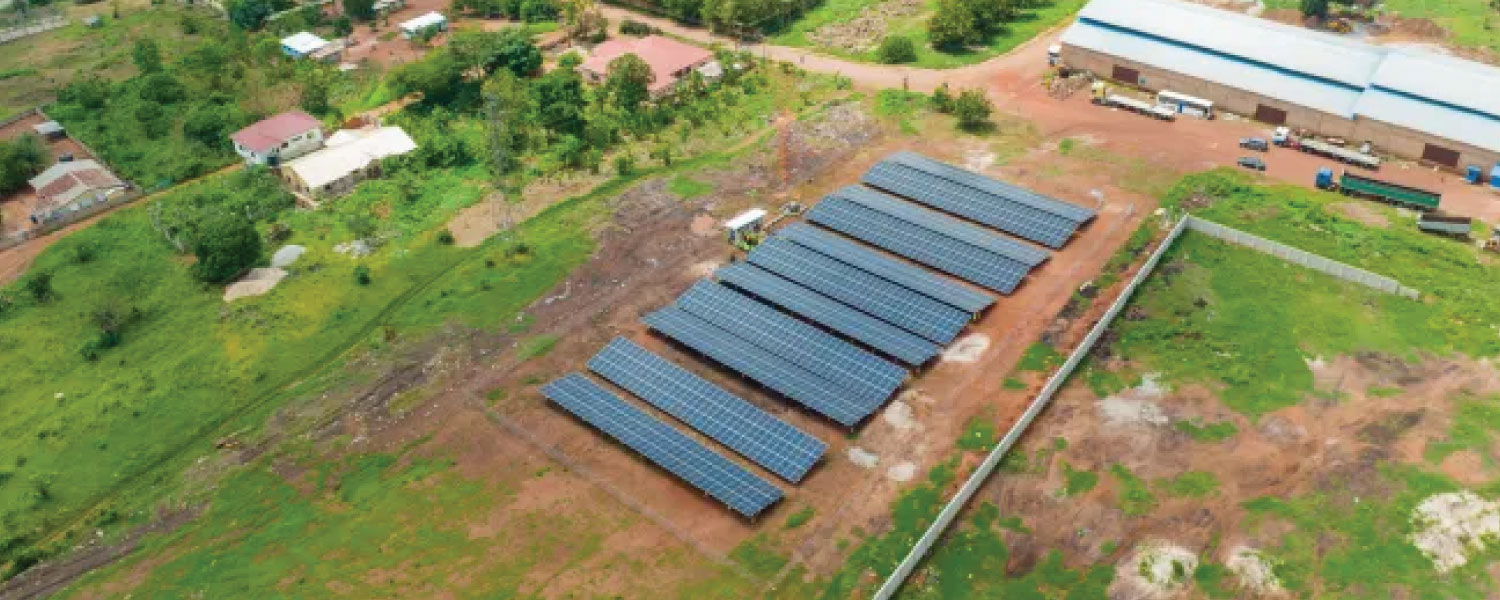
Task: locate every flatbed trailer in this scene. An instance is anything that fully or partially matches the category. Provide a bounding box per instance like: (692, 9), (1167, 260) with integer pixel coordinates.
(1295, 138), (1381, 170)
(1418, 213), (1472, 238)
(1316, 168), (1440, 211)
(1101, 94), (1176, 121)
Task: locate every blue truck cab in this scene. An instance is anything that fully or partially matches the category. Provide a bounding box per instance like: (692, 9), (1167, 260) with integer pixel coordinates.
(1315, 167), (1335, 190)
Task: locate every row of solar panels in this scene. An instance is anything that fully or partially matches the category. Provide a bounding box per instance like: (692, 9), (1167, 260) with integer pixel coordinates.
(543, 153), (1093, 517)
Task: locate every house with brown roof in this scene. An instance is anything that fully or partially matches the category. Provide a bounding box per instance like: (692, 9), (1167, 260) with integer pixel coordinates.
(27, 159), (126, 223)
(231, 111), (324, 166)
(577, 36), (718, 97)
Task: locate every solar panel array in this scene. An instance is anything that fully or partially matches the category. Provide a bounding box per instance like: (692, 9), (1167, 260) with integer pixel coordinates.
(675, 280), (905, 409)
(806, 194), (1032, 294)
(542, 373), (783, 517)
(747, 238), (970, 344)
(644, 306), (869, 426)
(778, 223), (993, 314)
(716, 263), (941, 366)
(588, 337), (826, 483)
(833, 186), (1050, 268)
(863, 151), (1097, 249)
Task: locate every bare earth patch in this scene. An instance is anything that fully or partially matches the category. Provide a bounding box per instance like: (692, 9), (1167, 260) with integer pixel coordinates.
(1332, 201), (1391, 228)
(940, 333), (990, 363)
(1225, 545), (1284, 596)
(806, 0), (925, 53)
(1112, 540), (1199, 600)
(222, 268), (288, 302)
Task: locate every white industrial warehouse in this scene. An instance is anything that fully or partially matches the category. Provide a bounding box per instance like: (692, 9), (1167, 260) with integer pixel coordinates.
(1060, 0), (1500, 170)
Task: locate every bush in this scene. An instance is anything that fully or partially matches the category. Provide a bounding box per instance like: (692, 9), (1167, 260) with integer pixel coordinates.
(953, 88), (993, 130)
(353, 265), (372, 285)
(437, 230), (455, 245)
(876, 35), (917, 64)
(191, 214), (262, 284)
(23, 272), (53, 303)
(619, 18), (656, 35)
(930, 82), (955, 113)
(520, 0), (557, 22)
(614, 154), (635, 176)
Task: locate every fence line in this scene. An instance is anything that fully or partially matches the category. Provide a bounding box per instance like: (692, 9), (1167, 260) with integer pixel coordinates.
(1184, 216), (1420, 299)
(873, 217), (1190, 600)
(0, 189), (142, 252)
(0, 107), (41, 130)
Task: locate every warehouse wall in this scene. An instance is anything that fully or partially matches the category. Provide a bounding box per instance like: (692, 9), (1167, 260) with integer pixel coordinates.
(1059, 45), (1358, 137)
(1352, 118), (1500, 170)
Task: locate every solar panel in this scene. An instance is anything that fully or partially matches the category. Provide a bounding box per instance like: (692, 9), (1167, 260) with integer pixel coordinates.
(806, 197), (1030, 294)
(748, 238), (969, 344)
(832, 186), (1050, 268)
(643, 306), (870, 426)
(542, 373), (783, 517)
(777, 223), (994, 314)
(715, 263), (940, 366)
(864, 152), (1096, 248)
(675, 280), (904, 409)
(587, 337), (827, 483)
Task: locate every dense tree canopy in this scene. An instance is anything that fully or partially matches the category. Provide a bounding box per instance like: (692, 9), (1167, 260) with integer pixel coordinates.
(0, 135), (47, 195)
(191, 212), (263, 284)
(605, 54), (653, 113)
(450, 29), (543, 77)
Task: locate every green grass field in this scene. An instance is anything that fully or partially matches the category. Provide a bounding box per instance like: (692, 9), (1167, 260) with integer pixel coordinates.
(770, 0), (1085, 68)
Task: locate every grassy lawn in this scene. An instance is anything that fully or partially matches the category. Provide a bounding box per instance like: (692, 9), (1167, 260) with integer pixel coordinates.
(771, 0), (1085, 68)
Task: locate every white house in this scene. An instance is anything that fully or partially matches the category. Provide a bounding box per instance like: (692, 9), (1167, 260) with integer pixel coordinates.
(399, 12), (447, 39)
(281, 32), (329, 59)
(230, 111), (324, 166)
(281, 126), (418, 200)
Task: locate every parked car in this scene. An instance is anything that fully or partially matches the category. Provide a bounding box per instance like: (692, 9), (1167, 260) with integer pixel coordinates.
(1237, 156), (1266, 171)
(1239, 137), (1269, 152)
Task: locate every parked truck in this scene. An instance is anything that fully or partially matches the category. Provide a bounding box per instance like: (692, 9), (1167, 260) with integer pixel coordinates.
(1091, 82), (1176, 121)
(1315, 167), (1440, 211)
(1274, 127), (1380, 170)
(1417, 212), (1473, 239)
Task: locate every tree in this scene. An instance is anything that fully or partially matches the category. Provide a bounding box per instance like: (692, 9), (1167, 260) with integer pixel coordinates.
(560, 0), (605, 40)
(532, 69), (587, 137)
(520, 0), (557, 21)
(0, 135), (47, 195)
(876, 35), (917, 64)
(183, 105), (241, 148)
(138, 73), (187, 104)
(333, 15), (353, 36)
(391, 49), (468, 106)
(928, 0), (978, 50)
(300, 70), (332, 115)
(931, 82), (955, 113)
(452, 29), (542, 77)
(191, 213), (262, 284)
(482, 70), (536, 179)
(1300, 0), (1328, 18)
(227, 0), (274, 30)
(132, 38), (162, 74)
(605, 53), (654, 113)
(953, 88), (993, 130)
(343, 0), (376, 20)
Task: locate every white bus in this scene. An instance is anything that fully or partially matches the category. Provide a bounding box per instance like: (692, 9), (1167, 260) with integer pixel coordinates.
(1156, 90), (1215, 119)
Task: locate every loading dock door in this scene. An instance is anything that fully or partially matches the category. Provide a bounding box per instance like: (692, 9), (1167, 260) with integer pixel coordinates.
(1254, 104), (1288, 125)
(1111, 65), (1140, 84)
(1421, 144), (1460, 167)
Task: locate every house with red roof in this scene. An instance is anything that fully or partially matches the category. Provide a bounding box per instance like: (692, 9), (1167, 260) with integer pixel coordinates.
(577, 36), (719, 98)
(27, 159), (126, 223)
(231, 111), (325, 166)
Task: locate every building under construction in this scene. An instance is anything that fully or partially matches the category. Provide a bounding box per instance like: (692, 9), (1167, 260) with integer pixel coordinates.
(1060, 0), (1500, 170)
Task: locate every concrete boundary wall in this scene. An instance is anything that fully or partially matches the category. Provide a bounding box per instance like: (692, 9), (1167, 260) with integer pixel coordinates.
(873, 216), (1190, 600)
(1185, 215), (1420, 300)
(874, 214), (1421, 598)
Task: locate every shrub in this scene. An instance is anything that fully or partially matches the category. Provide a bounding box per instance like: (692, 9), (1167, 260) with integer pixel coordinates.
(520, 0), (557, 22)
(353, 265), (372, 285)
(24, 272), (53, 303)
(614, 154), (635, 176)
(953, 88), (993, 130)
(619, 18), (656, 35)
(191, 214), (262, 284)
(876, 35), (917, 64)
(437, 230), (455, 245)
(930, 83), (955, 113)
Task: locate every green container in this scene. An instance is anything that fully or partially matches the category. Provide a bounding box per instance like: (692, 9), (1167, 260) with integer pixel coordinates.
(1339, 171), (1441, 210)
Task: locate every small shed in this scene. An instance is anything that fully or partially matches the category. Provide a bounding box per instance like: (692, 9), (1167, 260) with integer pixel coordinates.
(32, 120), (65, 140)
(281, 32), (330, 59)
(724, 208), (766, 247)
(399, 12), (447, 39)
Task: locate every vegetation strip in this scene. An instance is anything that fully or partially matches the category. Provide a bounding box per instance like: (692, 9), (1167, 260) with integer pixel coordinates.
(874, 216), (1189, 599)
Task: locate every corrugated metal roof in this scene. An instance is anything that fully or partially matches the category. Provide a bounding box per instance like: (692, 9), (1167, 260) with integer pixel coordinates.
(1354, 89), (1500, 157)
(1370, 52), (1500, 120)
(1061, 18), (1366, 117)
(1065, 0), (1500, 154)
(1075, 0), (1383, 88)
